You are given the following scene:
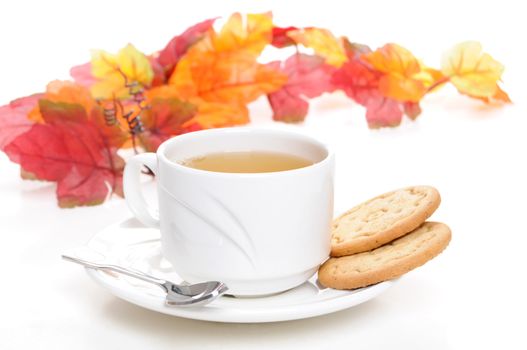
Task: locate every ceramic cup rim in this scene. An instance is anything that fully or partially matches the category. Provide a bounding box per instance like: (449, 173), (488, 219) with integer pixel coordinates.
(156, 127), (333, 178)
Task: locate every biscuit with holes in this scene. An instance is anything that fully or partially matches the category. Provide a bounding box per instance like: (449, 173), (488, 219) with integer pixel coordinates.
(331, 186), (440, 256)
(319, 221), (451, 289)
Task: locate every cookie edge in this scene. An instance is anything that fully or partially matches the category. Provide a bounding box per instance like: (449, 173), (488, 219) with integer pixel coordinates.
(330, 186), (441, 257)
(320, 222), (451, 290)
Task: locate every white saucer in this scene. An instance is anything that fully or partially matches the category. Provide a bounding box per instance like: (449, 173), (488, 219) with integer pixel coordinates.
(84, 218), (396, 323)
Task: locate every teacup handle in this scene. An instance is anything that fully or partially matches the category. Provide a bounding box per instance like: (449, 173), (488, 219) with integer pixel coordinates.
(123, 153), (160, 228)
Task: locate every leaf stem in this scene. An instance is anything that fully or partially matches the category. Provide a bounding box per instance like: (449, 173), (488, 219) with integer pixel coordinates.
(427, 76), (450, 93)
(131, 134), (138, 155)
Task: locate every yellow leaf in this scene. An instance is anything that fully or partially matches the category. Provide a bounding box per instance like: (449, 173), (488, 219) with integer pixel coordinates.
(90, 44), (154, 99)
(441, 41), (504, 98)
(209, 12), (273, 56)
(90, 75), (126, 100)
(287, 28), (347, 67)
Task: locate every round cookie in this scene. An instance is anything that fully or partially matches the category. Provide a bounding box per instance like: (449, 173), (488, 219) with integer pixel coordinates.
(319, 222), (451, 290)
(331, 186), (441, 256)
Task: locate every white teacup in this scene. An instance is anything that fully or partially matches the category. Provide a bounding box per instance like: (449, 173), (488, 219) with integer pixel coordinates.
(123, 128), (334, 296)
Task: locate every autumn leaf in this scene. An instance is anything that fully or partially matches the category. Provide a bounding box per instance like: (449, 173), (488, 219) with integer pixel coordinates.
(363, 44), (428, 102)
(208, 12), (273, 56)
(441, 41), (506, 100)
(91, 44), (154, 99)
(189, 101), (249, 128)
(169, 13), (286, 114)
(0, 94), (42, 150)
(173, 52), (286, 105)
(4, 100), (125, 207)
(271, 26), (298, 48)
(287, 28), (347, 67)
(493, 86), (511, 102)
(28, 81), (94, 123)
(0, 13), (513, 209)
(332, 58), (380, 106)
(341, 39), (371, 59)
(70, 62), (97, 87)
(149, 56), (166, 87)
(139, 97), (197, 152)
(156, 18), (217, 78)
(365, 97), (404, 128)
(365, 44), (421, 76)
(90, 105), (130, 149)
(403, 102), (422, 120)
(145, 85), (250, 129)
(332, 58), (406, 127)
(331, 39), (379, 106)
(478, 85), (511, 103)
(267, 54), (336, 122)
(33, 99), (128, 149)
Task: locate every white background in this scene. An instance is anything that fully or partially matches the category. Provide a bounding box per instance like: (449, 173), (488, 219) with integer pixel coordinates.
(1, 0), (526, 349)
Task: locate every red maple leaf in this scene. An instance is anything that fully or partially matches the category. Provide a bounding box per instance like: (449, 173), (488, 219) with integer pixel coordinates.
(157, 18), (217, 78)
(267, 54), (335, 122)
(69, 62), (97, 88)
(4, 100), (125, 207)
(403, 102), (422, 120)
(139, 98), (198, 152)
(332, 59), (379, 105)
(271, 26), (298, 48)
(364, 97), (403, 128)
(332, 58), (410, 128)
(0, 94), (42, 150)
(149, 56), (166, 87)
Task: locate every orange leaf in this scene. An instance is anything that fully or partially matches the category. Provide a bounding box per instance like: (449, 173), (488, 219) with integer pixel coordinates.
(193, 12), (273, 57)
(492, 85), (511, 103)
(287, 28), (347, 67)
(145, 85), (186, 101)
(377, 75), (426, 103)
(468, 84), (511, 104)
(147, 86), (249, 129)
(365, 44), (420, 75)
(174, 52), (286, 104)
(169, 13), (286, 108)
(363, 44), (428, 102)
(441, 41), (507, 100)
(185, 101), (249, 129)
(28, 81), (94, 123)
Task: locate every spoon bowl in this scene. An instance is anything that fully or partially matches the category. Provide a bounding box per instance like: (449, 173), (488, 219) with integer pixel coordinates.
(62, 253), (228, 307)
(166, 281), (229, 306)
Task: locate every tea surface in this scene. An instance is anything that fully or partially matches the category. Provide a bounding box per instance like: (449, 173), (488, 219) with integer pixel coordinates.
(179, 151), (313, 173)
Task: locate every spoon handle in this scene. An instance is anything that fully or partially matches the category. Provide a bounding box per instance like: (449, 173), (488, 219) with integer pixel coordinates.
(62, 254), (168, 292)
